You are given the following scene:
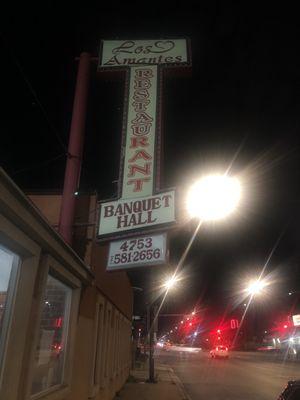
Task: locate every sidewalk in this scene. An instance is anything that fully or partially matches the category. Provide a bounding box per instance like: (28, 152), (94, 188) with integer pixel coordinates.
(114, 362), (190, 400)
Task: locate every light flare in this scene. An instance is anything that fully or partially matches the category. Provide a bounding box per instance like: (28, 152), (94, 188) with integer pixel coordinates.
(186, 174), (241, 221)
(246, 279), (267, 295)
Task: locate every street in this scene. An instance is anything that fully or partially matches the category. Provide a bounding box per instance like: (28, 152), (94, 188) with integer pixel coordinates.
(156, 348), (300, 400)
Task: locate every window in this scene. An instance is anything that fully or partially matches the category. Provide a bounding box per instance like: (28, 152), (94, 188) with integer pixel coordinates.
(0, 245), (19, 372)
(31, 274), (72, 396)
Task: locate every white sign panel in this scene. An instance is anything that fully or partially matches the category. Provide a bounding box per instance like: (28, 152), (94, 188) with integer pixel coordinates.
(99, 190), (175, 237)
(100, 39), (188, 67)
(107, 233), (167, 271)
(97, 38), (190, 241)
(292, 314), (300, 326)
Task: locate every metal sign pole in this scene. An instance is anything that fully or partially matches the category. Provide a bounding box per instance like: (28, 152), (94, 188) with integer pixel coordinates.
(148, 302), (156, 383)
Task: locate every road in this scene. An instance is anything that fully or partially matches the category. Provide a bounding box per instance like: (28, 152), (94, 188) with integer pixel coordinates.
(156, 348), (300, 400)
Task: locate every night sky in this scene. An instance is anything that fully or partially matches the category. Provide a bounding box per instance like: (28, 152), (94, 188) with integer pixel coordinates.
(1, 3), (300, 332)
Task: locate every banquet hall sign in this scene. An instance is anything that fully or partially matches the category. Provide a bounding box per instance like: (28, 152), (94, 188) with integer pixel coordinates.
(97, 39), (191, 240)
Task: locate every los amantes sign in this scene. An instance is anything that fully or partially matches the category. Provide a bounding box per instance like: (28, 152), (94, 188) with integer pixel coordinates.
(99, 39), (189, 67)
(97, 38), (191, 239)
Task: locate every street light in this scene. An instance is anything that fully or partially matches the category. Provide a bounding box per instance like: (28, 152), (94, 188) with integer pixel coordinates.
(234, 277), (269, 348)
(151, 173), (241, 376)
(171, 173), (241, 285)
(186, 174), (241, 221)
(246, 279), (267, 296)
(148, 274), (177, 383)
(163, 275), (179, 290)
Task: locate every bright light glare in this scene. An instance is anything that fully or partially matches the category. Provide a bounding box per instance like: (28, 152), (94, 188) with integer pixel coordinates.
(246, 279), (266, 295)
(164, 275), (178, 290)
(186, 174), (241, 221)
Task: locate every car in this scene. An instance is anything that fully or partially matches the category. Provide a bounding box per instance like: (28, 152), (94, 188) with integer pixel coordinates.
(210, 345), (229, 359)
(277, 380), (300, 399)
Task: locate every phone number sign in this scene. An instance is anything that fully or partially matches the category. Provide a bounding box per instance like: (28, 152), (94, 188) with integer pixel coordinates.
(107, 233), (167, 271)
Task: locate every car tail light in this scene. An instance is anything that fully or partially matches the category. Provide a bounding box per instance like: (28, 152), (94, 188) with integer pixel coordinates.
(225, 347), (228, 351)
(216, 347), (219, 351)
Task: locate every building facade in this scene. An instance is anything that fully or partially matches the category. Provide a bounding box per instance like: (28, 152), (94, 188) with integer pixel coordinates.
(0, 168), (133, 400)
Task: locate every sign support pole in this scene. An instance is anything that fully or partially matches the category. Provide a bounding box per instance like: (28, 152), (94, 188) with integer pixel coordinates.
(148, 302), (156, 383)
(59, 52), (91, 244)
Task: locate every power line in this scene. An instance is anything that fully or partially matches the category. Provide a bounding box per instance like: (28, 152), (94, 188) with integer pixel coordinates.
(0, 32), (68, 153)
(11, 153), (65, 176)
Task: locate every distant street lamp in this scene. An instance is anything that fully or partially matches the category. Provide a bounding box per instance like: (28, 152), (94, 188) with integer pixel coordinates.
(236, 277), (269, 347)
(148, 274), (177, 383)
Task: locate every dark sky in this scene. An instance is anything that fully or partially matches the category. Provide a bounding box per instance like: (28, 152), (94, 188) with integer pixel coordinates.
(1, 3), (300, 331)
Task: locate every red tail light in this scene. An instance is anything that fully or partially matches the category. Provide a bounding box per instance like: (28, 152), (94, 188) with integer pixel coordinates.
(216, 347), (219, 351)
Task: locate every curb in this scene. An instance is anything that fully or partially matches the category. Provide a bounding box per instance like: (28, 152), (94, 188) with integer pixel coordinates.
(167, 366), (192, 400)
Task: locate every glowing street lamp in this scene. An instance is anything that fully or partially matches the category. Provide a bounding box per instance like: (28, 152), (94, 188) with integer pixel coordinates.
(169, 174), (241, 309)
(186, 174), (241, 221)
(246, 279), (267, 296)
(163, 275), (178, 290)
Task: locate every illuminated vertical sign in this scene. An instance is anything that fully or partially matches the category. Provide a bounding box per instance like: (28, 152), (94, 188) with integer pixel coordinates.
(122, 66), (157, 199)
(97, 39), (191, 240)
